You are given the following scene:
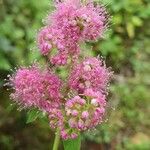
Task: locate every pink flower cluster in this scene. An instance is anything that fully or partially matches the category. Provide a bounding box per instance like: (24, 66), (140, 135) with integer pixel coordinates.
(9, 0), (112, 140)
(10, 66), (62, 111)
(66, 89), (106, 129)
(60, 89), (106, 139)
(37, 0), (108, 65)
(69, 57), (112, 93)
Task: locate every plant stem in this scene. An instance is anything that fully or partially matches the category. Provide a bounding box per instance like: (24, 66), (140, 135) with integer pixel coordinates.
(52, 129), (60, 150)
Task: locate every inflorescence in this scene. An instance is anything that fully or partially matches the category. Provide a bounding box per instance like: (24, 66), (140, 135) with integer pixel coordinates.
(8, 0), (112, 140)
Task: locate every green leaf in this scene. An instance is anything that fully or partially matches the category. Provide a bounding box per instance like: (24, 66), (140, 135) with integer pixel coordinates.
(63, 134), (81, 150)
(132, 16), (143, 26)
(6, 104), (16, 112)
(26, 109), (43, 124)
(126, 22), (135, 38)
(0, 53), (11, 70)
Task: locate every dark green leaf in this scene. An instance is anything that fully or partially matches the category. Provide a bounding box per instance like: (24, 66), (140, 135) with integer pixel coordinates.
(63, 134), (81, 150)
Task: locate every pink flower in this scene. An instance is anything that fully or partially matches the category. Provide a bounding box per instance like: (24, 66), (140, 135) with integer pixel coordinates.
(79, 2), (108, 40)
(60, 129), (69, 140)
(10, 66), (43, 108)
(69, 57), (112, 93)
(52, 0), (108, 41)
(64, 88), (106, 131)
(10, 65), (62, 111)
(37, 25), (79, 65)
(82, 111), (89, 119)
(72, 110), (79, 116)
(37, 0), (109, 66)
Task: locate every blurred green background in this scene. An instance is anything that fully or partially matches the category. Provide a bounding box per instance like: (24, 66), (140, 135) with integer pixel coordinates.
(0, 0), (150, 149)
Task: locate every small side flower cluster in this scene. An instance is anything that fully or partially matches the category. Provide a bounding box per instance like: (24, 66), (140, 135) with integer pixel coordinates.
(9, 0), (112, 140)
(69, 57), (111, 93)
(10, 66), (62, 111)
(60, 89), (106, 139)
(66, 89), (106, 130)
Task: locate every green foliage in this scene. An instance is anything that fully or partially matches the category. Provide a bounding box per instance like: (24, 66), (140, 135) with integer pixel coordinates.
(63, 135), (81, 150)
(125, 142), (150, 150)
(26, 109), (44, 124)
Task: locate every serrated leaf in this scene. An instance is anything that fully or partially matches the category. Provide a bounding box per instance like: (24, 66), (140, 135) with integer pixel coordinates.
(26, 109), (43, 124)
(63, 134), (81, 150)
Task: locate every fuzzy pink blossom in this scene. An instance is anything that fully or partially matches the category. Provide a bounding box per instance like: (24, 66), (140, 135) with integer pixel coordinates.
(37, 0), (82, 65)
(64, 88), (106, 131)
(37, 25), (79, 65)
(10, 66), (62, 111)
(79, 2), (108, 40)
(10, 66), (43, 108)
(37, 26), (69, 65)
(52, 0), (108, 41)
(69, 57), (112, 93)
(37, 0), (109, 65)
(50, 1), (82, 56)
(47, 88), (107, 139)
